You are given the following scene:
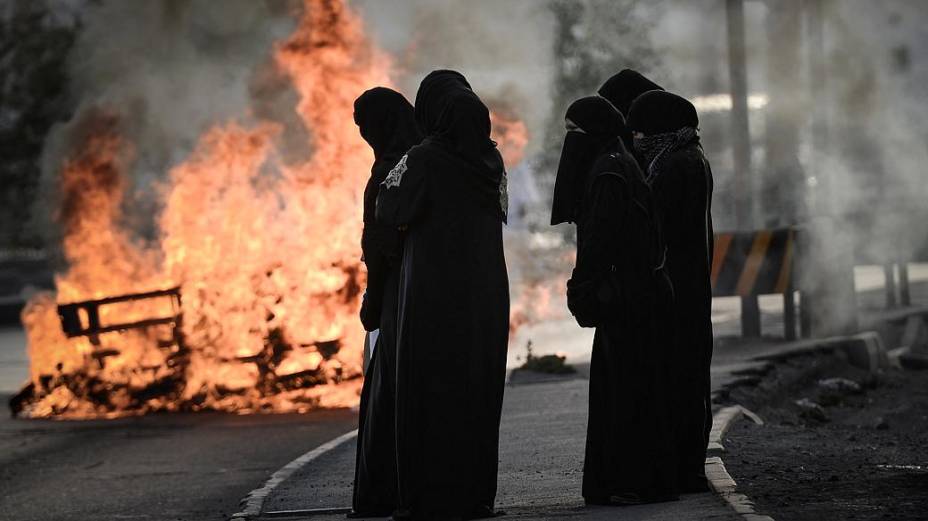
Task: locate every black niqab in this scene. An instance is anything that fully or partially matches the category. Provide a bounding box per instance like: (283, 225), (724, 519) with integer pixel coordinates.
(550, 96), (626, 225)
(597, 69), (664, 116)
(414, 69), (502, 175)
(354, 87), (421, 224)
(355, 87), (420, 162)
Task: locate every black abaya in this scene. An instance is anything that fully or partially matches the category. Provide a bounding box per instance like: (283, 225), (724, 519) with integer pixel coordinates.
(351, 87), (420, 516)
(568, 153), (677, 504)
(377, 71), (509, 521)
(650, 143), (714, 487)
(352, 266), (400, 515)
(628, 90), (714, 489)
(554, 96), (677, 504)
(551, 96), (676, 505)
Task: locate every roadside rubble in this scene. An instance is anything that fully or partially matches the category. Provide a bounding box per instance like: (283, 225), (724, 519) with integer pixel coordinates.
(723, 351), (928, 521)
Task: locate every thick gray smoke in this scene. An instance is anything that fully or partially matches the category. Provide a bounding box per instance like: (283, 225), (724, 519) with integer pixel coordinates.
(33, 0), (928, 268)
(351, 0), (555, 158)
(824, 0), (928, 261)
(36, 0), (299, 243)
(646, 0), (928, 261)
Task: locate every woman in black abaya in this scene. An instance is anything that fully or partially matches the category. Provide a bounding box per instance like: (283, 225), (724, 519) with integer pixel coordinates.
(376, 70), (510, 521)
(628, 90), (715, 492)
(351, 86), (421, 517)
(552, 96), (677, 506)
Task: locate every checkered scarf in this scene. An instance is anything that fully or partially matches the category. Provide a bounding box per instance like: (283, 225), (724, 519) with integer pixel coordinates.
(633, 126), (698, 184)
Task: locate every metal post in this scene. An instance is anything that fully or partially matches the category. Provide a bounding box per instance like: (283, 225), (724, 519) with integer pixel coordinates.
(899, 261), (911, 306)
(726, 0), (753, 228)
(763, 0), (804, 227)
(784, 288), (797, 340)
(799, 0), (858, 336)
(741, 296), (761, 337)
(799, 292), (812, 338)
(884, 263), (897, 308)
(727, 0), (760, 337)
(806, 0), (830, 214)
(800, 0), (828, 335)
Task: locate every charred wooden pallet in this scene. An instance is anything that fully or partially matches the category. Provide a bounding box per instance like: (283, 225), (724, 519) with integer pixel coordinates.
(57, 287), (183, 338)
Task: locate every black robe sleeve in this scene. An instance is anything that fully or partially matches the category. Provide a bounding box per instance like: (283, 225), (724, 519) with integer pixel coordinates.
(360, 162), (402, 331)
(566, 173), (630, 327)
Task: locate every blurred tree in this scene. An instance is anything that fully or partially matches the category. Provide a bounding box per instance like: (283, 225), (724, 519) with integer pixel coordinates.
(538, 0), (661, 203)
(0, 2), (78, 248)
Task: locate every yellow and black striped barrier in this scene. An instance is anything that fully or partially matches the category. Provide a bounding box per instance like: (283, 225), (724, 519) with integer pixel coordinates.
(711, 227), (798, 339)
(711, 228), (796, 297)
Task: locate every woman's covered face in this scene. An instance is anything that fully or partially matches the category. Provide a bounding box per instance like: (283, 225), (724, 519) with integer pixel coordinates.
(550, 96), (626, 225)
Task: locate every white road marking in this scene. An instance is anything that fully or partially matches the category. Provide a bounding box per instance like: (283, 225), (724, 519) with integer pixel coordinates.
(230, 429), (359, 520)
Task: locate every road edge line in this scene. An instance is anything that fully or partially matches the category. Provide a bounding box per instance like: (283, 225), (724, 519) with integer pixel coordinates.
(230, 428), (359, 520)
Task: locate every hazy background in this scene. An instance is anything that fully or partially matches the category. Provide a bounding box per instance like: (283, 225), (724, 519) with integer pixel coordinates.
(2, 0), (927, 296)
(0, 0), (927, 394)
(4, 0), (926, 247)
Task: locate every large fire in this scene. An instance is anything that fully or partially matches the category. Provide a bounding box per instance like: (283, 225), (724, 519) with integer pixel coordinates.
(15, 0), (390, 418)
(15, 0), (537, 419)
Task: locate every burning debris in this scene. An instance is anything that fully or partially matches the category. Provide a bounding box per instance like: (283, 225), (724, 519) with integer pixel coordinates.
(14, 0), (391, 419)
(12, 0), (544, 420)
(489, 107), (529, 168)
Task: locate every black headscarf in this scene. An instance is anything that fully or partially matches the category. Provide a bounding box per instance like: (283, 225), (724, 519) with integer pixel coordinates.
(414, 70), (498, 168)
(414, 69), (507, 221)
(626, 90), (698, 136)
(550, 96), (627, 225)
(626, 90), (700, 183)
(597, 69), (664, 117)
(354, 87), (421, 223)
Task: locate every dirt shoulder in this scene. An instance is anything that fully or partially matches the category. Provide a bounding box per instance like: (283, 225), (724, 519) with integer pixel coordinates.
(723, 352), (928, 521)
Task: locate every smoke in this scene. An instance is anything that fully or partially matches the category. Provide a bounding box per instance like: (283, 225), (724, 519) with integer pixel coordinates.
(821, 0), (928, 262)
(350, 0), (556, 158)
(38, 0), (560, 243)
(33, 0), (928, 316)
(36, 0), (300, 244)
(644, 0), (928, 262)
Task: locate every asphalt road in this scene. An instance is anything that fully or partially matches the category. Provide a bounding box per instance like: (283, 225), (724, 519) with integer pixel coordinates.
(1, 264), (924, 521)
(0, 399), (357, 521)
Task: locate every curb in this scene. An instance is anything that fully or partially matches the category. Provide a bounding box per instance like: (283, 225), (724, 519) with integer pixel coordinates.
(705, 406), (774, 521)
(707, 405), (742, 453)
(230, 429), (359, 520)
(751, 332), (886, 372)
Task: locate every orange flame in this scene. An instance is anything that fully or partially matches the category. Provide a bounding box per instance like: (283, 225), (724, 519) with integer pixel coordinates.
(490, 109), (529, 168)
(17, 0), (391, 418)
